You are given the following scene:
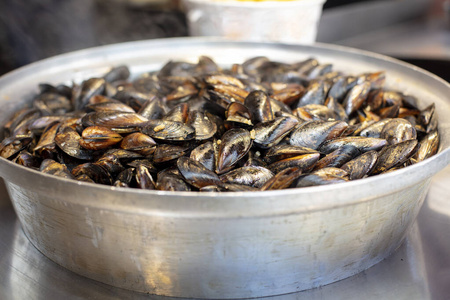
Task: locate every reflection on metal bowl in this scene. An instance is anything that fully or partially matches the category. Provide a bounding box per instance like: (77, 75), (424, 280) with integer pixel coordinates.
(0, 38), (449, 299)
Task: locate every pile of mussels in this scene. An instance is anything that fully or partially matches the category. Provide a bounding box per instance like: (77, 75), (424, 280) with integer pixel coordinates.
(0, 56), (440, 192)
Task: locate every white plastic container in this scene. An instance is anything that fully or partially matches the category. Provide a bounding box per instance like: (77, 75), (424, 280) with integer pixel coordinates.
(182, 0), (326, 44)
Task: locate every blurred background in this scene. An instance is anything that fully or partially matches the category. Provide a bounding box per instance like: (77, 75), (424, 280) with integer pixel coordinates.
(0, 0), (449, 80)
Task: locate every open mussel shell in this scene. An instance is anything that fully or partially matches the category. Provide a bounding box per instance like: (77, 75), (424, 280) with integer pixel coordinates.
(225, 102), (253, 128)
(0, 136), (33, 160)
(364, 89), (384, 112)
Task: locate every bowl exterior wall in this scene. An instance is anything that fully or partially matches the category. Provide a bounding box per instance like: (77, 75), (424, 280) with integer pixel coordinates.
(6, 179), (430, 298)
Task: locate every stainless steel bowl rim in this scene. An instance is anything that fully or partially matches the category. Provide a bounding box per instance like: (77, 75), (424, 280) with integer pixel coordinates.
(0, 37), (449, 217)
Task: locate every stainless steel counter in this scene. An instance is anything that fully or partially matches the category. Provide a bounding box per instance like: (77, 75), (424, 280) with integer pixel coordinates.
(1, 165), (449, 300)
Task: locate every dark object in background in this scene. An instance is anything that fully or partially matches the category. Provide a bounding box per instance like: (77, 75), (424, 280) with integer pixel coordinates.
(324, 0), (375, 9)
(396, 57), (450, 82)
(0, 0), (187, 75)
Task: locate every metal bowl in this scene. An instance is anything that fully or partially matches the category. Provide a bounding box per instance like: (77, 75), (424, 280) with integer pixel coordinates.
(0, 38), (449, 299)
